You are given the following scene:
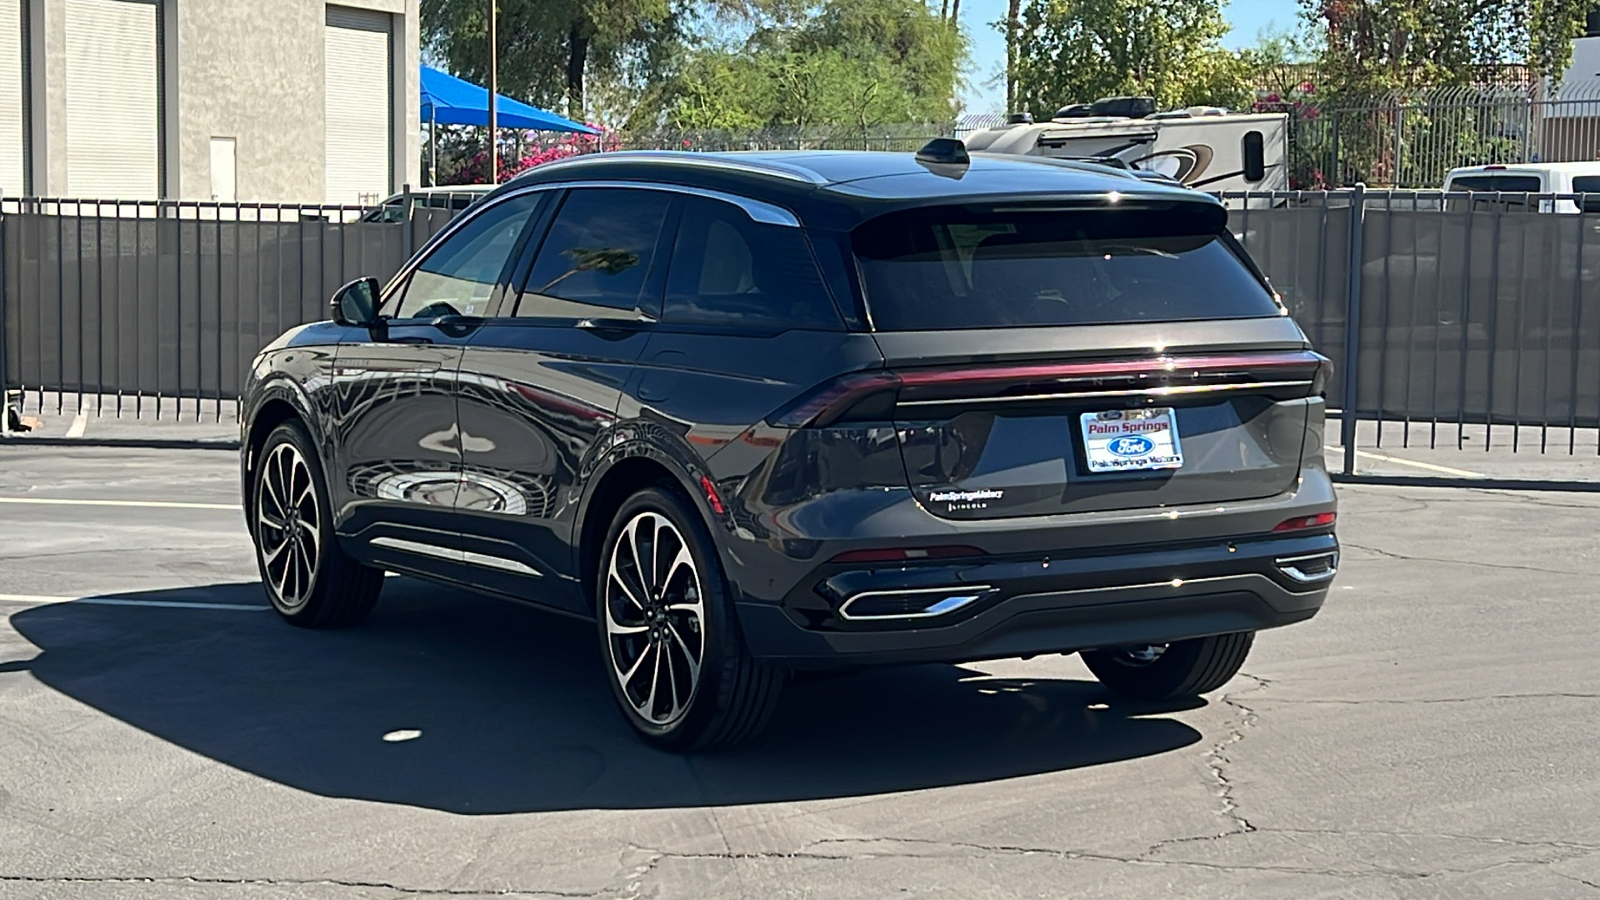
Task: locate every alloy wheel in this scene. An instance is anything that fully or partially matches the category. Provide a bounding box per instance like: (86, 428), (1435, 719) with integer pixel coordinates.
(603, 511), (706, 727)
(257, 442), (320, 609)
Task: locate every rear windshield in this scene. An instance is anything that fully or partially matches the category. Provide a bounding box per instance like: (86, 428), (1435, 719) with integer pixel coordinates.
(852, 205), (1281, 331)
(1447, 174), (1543, 193)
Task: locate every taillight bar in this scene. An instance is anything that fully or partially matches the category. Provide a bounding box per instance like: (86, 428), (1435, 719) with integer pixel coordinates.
(769, 351), (1330, 428)
(896, 350), (1328, 390)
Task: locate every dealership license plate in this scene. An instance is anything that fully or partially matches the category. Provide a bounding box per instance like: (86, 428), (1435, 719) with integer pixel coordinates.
(1080, 408), (1184, 473)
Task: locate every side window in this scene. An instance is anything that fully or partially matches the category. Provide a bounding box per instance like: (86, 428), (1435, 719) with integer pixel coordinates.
(1242, 131), (1265, 183)
(1572, 176), (1600, 212)
(516, 188), (673, 318)
(390, 193), (539, 319)
(662, 197), (841, 331)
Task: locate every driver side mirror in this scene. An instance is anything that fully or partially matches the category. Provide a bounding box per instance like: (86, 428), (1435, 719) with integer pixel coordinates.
(330, 277), (381, 328)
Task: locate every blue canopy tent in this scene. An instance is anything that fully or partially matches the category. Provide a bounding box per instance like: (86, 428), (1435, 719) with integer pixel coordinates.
(421, 65), (598, 182)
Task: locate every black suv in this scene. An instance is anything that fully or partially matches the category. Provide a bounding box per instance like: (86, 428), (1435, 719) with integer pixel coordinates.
(240, 148), (1337, 750)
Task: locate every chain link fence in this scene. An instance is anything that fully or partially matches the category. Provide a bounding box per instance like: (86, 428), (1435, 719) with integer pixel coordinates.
(1288, 80), (1600, 189)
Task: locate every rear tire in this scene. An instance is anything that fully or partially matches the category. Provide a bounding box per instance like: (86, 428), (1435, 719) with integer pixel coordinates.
(1081, 631), (1255, 700)
(251, 421), (383, 628)
(596, 484), (785, 751)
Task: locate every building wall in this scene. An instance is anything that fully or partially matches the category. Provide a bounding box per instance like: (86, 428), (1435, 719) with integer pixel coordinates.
(22, 0), (418, 201)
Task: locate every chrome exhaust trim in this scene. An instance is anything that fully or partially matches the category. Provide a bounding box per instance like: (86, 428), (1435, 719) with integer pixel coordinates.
(1275, 550), (1339, 583)
(838, 585), (996, 621)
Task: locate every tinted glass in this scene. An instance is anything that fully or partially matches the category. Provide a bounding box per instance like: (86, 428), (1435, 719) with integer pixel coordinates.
(391, 194), (539, 319)
(1572, 176), (1600, 212)
(1448, 174), (1542, 193)
(517, 188), (673, 317)
(853, 206), (1280, 331)
(662, 197), (841, 331)
(1242, 131), (1265, 182)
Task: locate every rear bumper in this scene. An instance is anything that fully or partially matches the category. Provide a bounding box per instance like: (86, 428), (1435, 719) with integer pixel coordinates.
(735, 530), (1335, 668)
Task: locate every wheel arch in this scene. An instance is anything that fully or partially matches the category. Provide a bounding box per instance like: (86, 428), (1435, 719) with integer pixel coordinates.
(241, 380), (324, 519)
(575, 445), (729, 611)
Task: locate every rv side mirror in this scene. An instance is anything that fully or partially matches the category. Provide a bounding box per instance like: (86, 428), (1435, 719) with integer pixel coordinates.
(331, 277), (381, 328)
(1242, 131), (1266, 183)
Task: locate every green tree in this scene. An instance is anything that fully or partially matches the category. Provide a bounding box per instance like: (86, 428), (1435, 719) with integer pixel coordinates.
(1300, 0), (1589, 97)
(644, 0), (965, 130)
(422, 0), (790, 122)
(1011, 0), (1251, 117)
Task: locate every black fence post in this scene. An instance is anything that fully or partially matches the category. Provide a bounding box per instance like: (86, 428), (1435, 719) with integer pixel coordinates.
(1340, 183), (1367, 476)
(0, 202), (8, 434)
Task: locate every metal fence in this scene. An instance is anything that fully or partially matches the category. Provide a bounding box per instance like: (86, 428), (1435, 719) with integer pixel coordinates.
(601, 122), (957, 153)
(0, 192), (465, 421)
(7, 185), (1600, 479)
(1291, 80), (1600, 189)
(1225, 188), (1600, 472)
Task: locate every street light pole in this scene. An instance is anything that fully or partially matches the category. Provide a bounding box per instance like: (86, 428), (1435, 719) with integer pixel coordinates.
(488, 0), (498, 184)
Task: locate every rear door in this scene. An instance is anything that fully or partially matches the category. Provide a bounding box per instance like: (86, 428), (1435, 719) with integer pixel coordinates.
(849, 200), (1325, 520)
(451, 187), (676, 612)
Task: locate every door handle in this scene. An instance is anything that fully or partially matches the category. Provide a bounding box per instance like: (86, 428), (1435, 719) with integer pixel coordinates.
(577, 316), (656, 337)
(429, 314), (485, 338)
(389, 335), (435, 345)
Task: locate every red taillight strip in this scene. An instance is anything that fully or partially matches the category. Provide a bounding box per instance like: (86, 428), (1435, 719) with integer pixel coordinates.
(769, 351), (1328, 428)
(767, 371), (900, 427)
(1273, 512), (1337, 532)
(895, 350), (1328, 390)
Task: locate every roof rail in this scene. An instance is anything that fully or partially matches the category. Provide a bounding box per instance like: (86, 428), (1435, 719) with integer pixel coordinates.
(523, 151), (828, 185)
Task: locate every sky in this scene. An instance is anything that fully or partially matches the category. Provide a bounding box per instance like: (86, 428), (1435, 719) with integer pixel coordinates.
(958, 0), (1303, 114)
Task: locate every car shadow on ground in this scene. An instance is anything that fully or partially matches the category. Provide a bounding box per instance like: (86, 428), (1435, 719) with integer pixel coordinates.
(5, 577), (1206, 814)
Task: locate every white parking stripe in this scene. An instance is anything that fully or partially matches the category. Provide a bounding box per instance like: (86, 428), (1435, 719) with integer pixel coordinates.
(0, 497), (242, 511)
(1352, 449), (1484, 478)
(63, 402), (89, 439)
(0, 593), (268, 611)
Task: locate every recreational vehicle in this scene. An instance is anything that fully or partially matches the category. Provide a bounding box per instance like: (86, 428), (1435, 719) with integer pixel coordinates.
(965, 99), (1290, 194)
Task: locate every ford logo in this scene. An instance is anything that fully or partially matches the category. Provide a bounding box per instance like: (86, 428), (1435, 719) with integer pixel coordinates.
(1109, 436), (1155, 457)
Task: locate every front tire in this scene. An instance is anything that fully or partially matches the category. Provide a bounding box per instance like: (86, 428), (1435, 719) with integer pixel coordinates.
(596, 485), (784, 751)
(1081, 632), (1255, 701)
(251, 421), (382, 628)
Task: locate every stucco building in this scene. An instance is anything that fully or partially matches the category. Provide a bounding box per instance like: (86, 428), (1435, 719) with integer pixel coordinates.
(1, 0), (420, 203)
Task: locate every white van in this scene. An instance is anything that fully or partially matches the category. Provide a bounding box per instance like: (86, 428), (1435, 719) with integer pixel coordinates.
(1443, 163), (1600, 213)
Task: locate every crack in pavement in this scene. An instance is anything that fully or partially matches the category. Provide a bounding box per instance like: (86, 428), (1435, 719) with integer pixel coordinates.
(621, 836), (1599, 883)
(1556, 873), (1600, 892)
(0, 874), (592, 897)
(1254, 693), (1600, 705)
(1340, 542), (1598, 578)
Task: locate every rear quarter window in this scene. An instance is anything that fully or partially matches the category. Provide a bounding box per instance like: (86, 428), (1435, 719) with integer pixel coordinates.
(852, 204), (1282, 331)
(662, 197), (842, 331)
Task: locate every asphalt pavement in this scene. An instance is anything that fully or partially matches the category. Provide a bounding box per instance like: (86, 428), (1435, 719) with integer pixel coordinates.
(0, 445), (1597, 899)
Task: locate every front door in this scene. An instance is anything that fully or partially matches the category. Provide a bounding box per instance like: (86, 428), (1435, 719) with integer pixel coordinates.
(331, 191), (544, 577)
(452, 187), (677, 613)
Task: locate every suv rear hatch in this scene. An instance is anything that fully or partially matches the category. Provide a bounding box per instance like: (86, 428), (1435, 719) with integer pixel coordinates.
(846, 199), (1326, 520)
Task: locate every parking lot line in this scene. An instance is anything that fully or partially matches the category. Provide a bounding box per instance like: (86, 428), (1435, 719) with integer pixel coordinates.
(0, 592), (268, 611)
(1351, 449), (1484, 478)
(0, 497), (242, 511)
(63, 402), (89, 439)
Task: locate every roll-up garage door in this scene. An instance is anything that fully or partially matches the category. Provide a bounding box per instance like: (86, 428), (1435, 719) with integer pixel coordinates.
(324, 5), (391, 205)
(1, 0), (26, 196)
(64, 0), (159, 199)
